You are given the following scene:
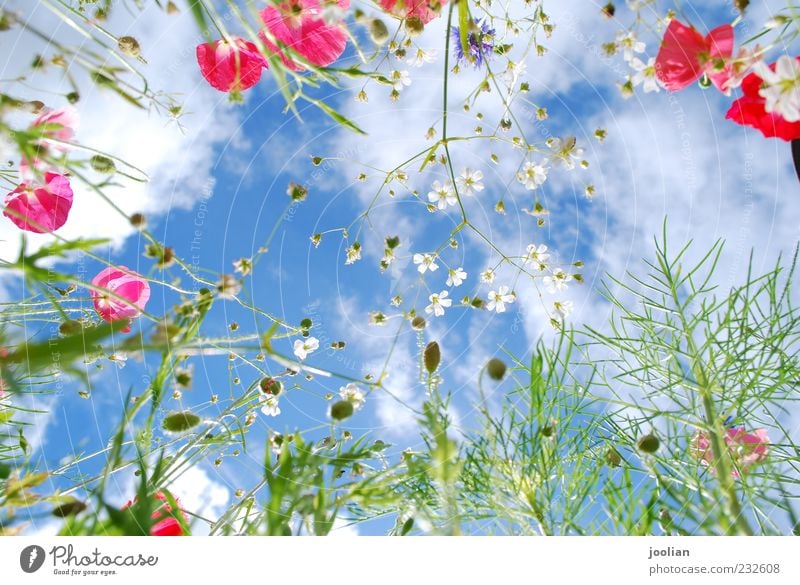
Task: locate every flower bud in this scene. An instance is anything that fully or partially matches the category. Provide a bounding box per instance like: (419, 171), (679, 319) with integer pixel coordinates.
(605, 447), (622, 468)
(118, 36), (141, 57)
(405, 16), (425, 36)
(637, 434), (660, 454)
(369, 19), (389, 45)
(260, 377), (283, 396)
(90, 154), (116, 174)
(423, 341), (440, 373)
(330, 400), (354, 421)
(486, 358), (507, 381)
(162, 410), (202, 433)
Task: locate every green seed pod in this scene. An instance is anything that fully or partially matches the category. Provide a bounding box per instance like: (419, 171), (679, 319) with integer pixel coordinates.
(330, 400), (354, 421)
(486, 358), (507, 381)
(90, 154), (116, 174)
(259, 377), (283, 396)
(162, 411), (202, 433)
(369, 19), (389, 45)
(605, 447), (622, 468)
(52, 499), (87, 518)
(423, 341), (440, 373)
(637, 434), (660, 454)
(118, 36), (141, 58)
(411, 316), (426, 330)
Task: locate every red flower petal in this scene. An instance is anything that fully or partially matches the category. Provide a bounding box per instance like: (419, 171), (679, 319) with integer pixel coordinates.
(725, 62), (800, 141)
(258, 0), (349, 71)
(705, 24), (735, 92)
(655, 19), (709, 91)
(196, 38), (267, 93)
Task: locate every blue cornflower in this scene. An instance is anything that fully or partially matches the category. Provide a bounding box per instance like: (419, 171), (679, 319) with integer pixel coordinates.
(451, 19), (495, 68)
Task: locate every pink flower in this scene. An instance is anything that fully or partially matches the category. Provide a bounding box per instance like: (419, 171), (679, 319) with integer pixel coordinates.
(691, 427), (770, 478)
(259, 0), (349, 71)
(90, 266), (150, 333)
(655, 19), (734, 92)
(123, 492), (187, 536)
(378, 0), (446, 25)
(726, 58), (800, 141)
(196, 38), (268, 93)
(3, 172), (74, 233)
(30, 107), (78, 150)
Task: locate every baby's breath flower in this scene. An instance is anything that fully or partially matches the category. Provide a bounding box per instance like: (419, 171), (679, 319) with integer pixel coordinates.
(427, 180), (457, 209)
(233, 257), (252, 276)
(345, 242), (362, 265)
(517, 161), (548, 189)
(487, 286), (516, 313)
(548, 136), (584, 170)
(293, 337), (320, 360)
(480, 268), (496, 284)
(525, 244), (550, 270)
(456, 168), (484, 196)
(425, 290), (452, 317)
(216, 274), (241, 299)
(339, 383), (366, 410)
(543, 268), (573, 293)
(390, 69), (412, 91)
(446, 267), (467, 287)
(413, 253), (439, 274)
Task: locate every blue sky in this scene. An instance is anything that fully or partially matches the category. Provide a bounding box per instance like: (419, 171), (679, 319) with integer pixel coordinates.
(1, 0), (798, 535)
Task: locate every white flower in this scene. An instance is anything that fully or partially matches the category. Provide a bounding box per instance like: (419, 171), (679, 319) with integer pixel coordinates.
(503, 61), (527, 87)
(487, 286), (516, 313)
(413, 253), (439, 274)
(456, 168), (484, 196)
(616, 31), (645, 62)
(425, 290), (452, 317)
(408, 48), (437, 67)
(525, 244), (550, 269)
(427, 180), (457, 209)
(233, 257), (252, 276)
(553, 300), (574, 320)
(108, 352), (128, 369)
(390, 70), (412, 91)
(446, 267), (467, 287)
(548, 137), (584, 170)
(543, 269), (572, 293)
(293, 337), (320, 360)
(516, 161), (548, 190)
(339, 383), (366, 410)
(630, 57), (661, 93)
(345, 243), (362, 265)
(261, 394), (281, 417)
(480, 268), (496, 284)
(754, 55), (800, 122)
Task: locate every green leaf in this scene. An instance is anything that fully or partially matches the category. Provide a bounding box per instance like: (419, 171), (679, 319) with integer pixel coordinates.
(309, 98), (366, 135)
(457, 0), (472, 65)
(187, 0), (212, 42)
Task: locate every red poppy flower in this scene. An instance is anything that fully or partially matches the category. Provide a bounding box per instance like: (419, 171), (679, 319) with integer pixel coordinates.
(726, 59), (800, 141)
(655, 19), (734, 92)
(258, 0), (349, 71)
(3, 172), (73, 233)
(196, 38), (268, 93)
(123, 491), (187, 536)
